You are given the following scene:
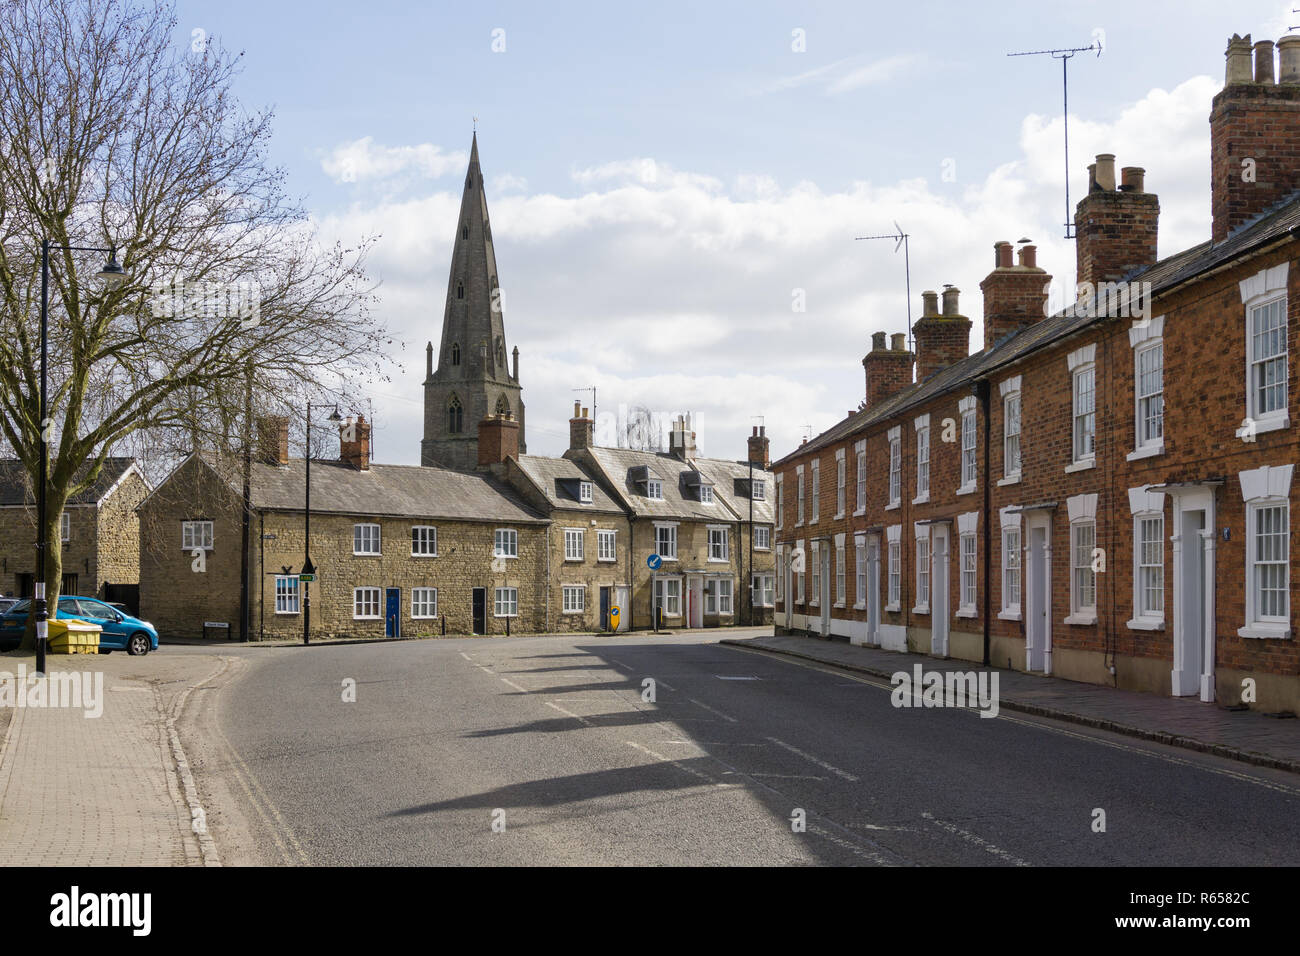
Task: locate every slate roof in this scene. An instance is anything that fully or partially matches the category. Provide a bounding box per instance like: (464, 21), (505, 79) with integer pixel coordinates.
(0, 457), (140, 506)
(236, 458), (546, 524)
(774, 190), (1300, 468)
(513, 454), (624, 514)
(582, 445), (771, 523)
(691, 456), (775, 525)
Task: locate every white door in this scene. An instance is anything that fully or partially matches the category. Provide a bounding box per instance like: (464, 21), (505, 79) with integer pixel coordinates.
(1172, 509), (1207, 697)
(867, 537), (881, 646)
(783, 559), (793, 630)
(930, 525), (950, 656)
(820, 546), (832, 636)
(1026, 523), (1048, 672)
(688, 576), (703, 628)
(614, 586), (630, 632)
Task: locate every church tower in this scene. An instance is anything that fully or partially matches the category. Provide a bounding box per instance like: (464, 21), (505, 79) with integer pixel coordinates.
(421, 133), (526, 470)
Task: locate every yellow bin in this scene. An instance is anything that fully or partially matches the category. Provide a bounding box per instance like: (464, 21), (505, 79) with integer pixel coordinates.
(48, 617), (102, 654)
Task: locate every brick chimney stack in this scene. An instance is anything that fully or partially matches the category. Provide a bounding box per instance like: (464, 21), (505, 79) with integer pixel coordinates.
(257, 416), (290, 466)
(478, 411), (520, 468)
(911, 286), (971, 381)
(1210, 33), (1300, 242)
(669, 414), (698, 460)
(340, 414), (372, 471)
(747, 425), (770, 469)
(1074, 152), (1160, 290)
(568, 401), (594, 452)
(862, 331), (914, 409)
(980, 240), (1052, 351)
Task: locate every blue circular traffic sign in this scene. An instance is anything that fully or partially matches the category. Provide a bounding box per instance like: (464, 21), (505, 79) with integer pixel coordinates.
(647, 553), (662, 571)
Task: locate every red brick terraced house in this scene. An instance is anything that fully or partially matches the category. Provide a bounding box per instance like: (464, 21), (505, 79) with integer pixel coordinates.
(773, 32), (1300, 713)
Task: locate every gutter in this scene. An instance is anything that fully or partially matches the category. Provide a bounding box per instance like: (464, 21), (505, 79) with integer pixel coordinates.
(976, 379), (991, 667)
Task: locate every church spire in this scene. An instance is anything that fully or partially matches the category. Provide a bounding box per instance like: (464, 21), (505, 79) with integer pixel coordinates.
(421, 132), (526, 470)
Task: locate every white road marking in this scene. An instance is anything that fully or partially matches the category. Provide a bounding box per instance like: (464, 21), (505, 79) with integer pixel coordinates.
(546, 701), (592, 726)
(625, 740), (732, 788)
(765, 736), (860, 782)
(748, 773), (827, 781)
(920, 811), (1031, 867)
(688, 698), (739, 723)
(656, 679), (678, 692)
(459, 652), (473, 661)
(500, 677), (527, 693)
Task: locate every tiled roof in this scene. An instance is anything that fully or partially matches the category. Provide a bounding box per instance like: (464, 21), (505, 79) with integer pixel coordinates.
(513, 454), (624, 513)
(774, 191), (1300, 467)
(583, 446), (769, 522)
(690, 456), (775, 525)
(243, 458), (546, 524)
(0, 457), (139, 506)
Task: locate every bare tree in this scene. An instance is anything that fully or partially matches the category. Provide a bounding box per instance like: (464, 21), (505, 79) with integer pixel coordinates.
(0, 0), (391, 646)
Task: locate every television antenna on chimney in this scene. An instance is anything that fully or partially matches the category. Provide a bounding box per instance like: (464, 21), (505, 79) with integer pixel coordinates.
(1008, 40), (1103, 238)
(854, 221), (913, 353)
(572, 385), (596, 423)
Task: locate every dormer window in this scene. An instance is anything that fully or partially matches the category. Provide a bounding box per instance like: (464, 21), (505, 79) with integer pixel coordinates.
(579, 481), (593, 503)
(752, 479), (766, 501)
(700, 486), (714, 504)
(647, 479), (663, 500)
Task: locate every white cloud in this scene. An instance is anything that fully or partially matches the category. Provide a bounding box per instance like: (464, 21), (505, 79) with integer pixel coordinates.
(320, 137), (467, 184)
(314, 75), (1221, 468)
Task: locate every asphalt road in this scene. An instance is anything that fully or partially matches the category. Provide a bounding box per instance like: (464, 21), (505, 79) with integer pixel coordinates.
(177, 631), (1300, 866)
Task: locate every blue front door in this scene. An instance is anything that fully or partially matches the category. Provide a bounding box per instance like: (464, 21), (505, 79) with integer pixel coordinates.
(385, 588), (400, 638)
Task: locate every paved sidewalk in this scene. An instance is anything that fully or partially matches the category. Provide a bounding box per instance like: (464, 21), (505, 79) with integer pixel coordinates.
(721, 633), (1300, 773)
(0, 649), (228, 866)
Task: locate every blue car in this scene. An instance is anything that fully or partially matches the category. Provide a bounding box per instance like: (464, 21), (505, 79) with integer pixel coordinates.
(0, 596), (159, 655)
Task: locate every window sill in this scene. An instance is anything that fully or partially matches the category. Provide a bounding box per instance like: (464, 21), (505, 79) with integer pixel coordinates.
(1064, 459), (1096, 474)
(410, 553), (439, 558)
(1237, 416), (1289, 441)
(707, 558), (729, 564)
(352, 553), (382, 558)
(955, 484), (976, 496)
(597, 558), (617, 563)
(412, 616), (438, 621)
(755, 546), (771, 552)
(833, 602), (845, 609)
(996, 474), (1021, 487)
(274, 611), (301, 616)
(885, 603), (901, 613)
(1064, 612), (1097, 626)
(1126, 444), (1164, 462)
(853, 602), (866, 611)
(956, 608), (977, 619)
(885, 502), (900, 511)
(1126, 617), (1165, 631)
(853, 508), (866, 518)
(912, 604), (930, 616)
(493, 615), (519, 620)
(1237, 623), (1292, 639)
(997, 610), (1021, 622)
(912, 494), (930, 505)
(834, 512), (845, 520)
(353, 616), (382, 621)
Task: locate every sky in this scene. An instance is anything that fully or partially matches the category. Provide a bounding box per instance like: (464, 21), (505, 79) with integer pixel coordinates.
(171, 0), (1298, 465)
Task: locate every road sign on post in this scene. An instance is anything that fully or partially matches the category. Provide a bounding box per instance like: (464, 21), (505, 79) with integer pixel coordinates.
(647, 553), (662, 571)
(610, 606), (620, 631)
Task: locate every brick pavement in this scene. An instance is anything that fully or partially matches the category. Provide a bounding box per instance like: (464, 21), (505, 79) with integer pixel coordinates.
(0, 649), (227, 866)
(722, 633), (1300, 772)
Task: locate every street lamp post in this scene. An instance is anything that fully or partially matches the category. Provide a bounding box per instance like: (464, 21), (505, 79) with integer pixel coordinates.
(302, 402), (341, 645)
(33, 241), (125, 675)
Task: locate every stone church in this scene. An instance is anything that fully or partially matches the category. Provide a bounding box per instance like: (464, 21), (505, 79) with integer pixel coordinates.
(421, 133), (526, 471)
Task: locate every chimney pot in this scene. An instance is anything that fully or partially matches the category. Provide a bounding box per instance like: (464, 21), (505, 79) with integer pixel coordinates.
(890, 332), (906, 351)
(995, 240), (1013, 268)
(1120, 166), (1145, 193)
(1095, 154), (1117, 191)
(1017, 244), (1038, 268)
(1255, 39), (1276, 84)
(921, 290), (939, 316)
(1226, 33), (1255, 85)
(1278, 35), (1300, 83)
(941, 285), (960, 316)
(871, 330), (887, 351)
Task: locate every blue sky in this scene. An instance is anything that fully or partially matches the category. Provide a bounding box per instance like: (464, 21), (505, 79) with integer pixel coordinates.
(172, 0), (1295, 463)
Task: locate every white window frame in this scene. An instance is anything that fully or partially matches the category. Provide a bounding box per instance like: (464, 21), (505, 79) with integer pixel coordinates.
(563, 528), (584, 561)
(752, 479), (766, 501)
(957, 396), (977, 494)
(1065, 492), (1099, 624)
(795, 538), (805, 604)
(998, 507), (1022, 621)
(411, 587), (438, 619)
(656, 577), (682, 617)
(494, 587), (519, 618)
(700, 484), (714, 504)
(886, 525), (901, 611)
(646, 478), (663, 500)
(655, 522), (678, 561)
(999, 375), (1022, 483)
(775, 474), (783, 530)
(795, 465), (805, 525)
(411, 525), (438, 556)
(887, 426), (901, 509)
(275, 575), (300, 615)
(810, 459), (820, 523)
(717, 578), (733, 614)
(1128, 317), (1165, 460)
(562, 585), (586, 614)
(913, 523), (931, 614)
(579, 481), (594, 503)
(809, 541), (821, 607)
(956, 510), (978, 618)
(353, 587), (381, 620)
(834, 533), (846, 607)
(708, 525), (730, 562)
(1237, 263), (1290, 439)
(754, 525), (771, 550)
(60, 511), (70, 543)
(494, 527), (518, 558)
(775, 545), (784, 603)
(913, 414), (930, 504)
(751, 572), (774, 608)
(854, 439), (867, 516)
(353, 523), (381, 555)
(1238, 464), (1293, 638)
(181, 519), (213, 551)
(597, 529), (617, 562)
(834, 449), (846, 518)
(1067, 344), (1097, 470)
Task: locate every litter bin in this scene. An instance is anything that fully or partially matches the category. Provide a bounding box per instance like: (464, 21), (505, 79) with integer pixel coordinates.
(48, 617), (102, 654)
